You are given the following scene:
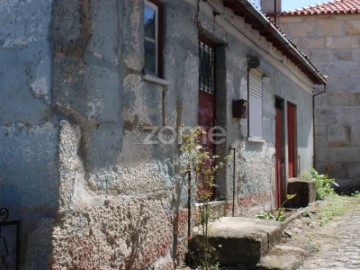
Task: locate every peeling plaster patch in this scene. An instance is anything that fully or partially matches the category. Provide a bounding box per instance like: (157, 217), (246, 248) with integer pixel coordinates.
(0, 0), (53, 48)
(235, 141), (275, 209)
(87, 100), (103, 120)
(122, 74), (152, 125)
(30, 77), (50, 103)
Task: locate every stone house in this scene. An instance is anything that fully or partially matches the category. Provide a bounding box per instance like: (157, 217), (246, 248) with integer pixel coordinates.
(273, 0), (360, 192)
(0, 0), (325, 269)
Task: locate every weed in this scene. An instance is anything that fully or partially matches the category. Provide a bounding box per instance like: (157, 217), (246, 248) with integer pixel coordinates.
(301, 169), (337, 200)
(317, 194), (350, 226)
(256, 194), (296, 222)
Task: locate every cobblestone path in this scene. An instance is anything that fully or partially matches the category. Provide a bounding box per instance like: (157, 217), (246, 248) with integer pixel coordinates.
(298, 208), (360, 270)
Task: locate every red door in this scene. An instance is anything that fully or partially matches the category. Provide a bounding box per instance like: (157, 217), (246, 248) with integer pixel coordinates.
(198, 37), (216, 200)
(287, 102), (297, 178)
(198, 91), (216, 154)
(275, 99), (285, 208)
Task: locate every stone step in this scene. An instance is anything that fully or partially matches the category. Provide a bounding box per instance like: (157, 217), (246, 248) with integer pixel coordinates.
(256, 245), (306, 270)
(190, 217), (283, 267)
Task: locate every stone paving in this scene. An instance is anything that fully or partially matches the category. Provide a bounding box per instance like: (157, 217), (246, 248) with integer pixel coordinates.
(298, 209), (360, 270)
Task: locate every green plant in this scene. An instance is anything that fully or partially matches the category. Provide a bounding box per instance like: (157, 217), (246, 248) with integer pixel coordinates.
(256, 211), (276, 220)
(256, 194), (296, 222)
(179, 126), (228, 270)
(309, 169), (338, 200)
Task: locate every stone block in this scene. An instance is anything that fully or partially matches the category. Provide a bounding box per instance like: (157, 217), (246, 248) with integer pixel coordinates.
(298, 37), (325, 49)
(348, 162), (360, 179)
(326, 37), (359, 49)
(309, 49), (334, 62)
(317, 19), (342, 36)
(315, 108), (338, 126)
(329, 147), (360, 162)
(122, 0), (144, 71)
(0, 43), (52, 125)
(337, 108), (360, 125)
(52, 0), (85, 53)
(285, 22), (315, 37)
(316, 162), (347, 179)
(83, 63), (122, 122)
(345, 20), (360, 35)
(328, 93), (358, 106)
(190, 217), (282, 266)
(334, 49), (353, 61)
(0, 122), (59, 210)
(285, 179), (316, 208)
(351, 126), (360, 141)
(256, 245), (306, 270)
(122, 74), (164, 127)
(327, 126), (350, 142)
(87, 0), (119, 65)
(353, 48), (360, 61)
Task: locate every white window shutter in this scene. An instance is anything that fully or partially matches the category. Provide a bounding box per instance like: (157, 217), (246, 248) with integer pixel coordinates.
(249, 69), (263, 138)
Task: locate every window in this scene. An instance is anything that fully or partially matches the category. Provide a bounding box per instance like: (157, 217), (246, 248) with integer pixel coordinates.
(144, 0), (162, 77)
(248, 69), (263, 139)
(199, 38), (215, 95)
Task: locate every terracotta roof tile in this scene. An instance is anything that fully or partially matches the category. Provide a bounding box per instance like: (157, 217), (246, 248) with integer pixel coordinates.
(281, 0), (360, 16)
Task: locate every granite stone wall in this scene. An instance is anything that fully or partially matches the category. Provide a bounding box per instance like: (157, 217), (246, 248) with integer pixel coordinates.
(279, 14), (360, 192)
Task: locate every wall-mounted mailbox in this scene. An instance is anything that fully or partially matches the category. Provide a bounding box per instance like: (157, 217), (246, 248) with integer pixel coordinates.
(232, 99), (248, 119)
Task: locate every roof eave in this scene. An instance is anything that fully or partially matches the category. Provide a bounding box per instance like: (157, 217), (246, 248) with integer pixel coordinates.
(223, 0), (327, 85)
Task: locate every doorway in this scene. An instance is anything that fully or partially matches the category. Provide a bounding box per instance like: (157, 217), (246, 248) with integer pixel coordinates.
(287, 102), (297, 178)
(198, 37), (216, 200)
(275, 98), (285, 208)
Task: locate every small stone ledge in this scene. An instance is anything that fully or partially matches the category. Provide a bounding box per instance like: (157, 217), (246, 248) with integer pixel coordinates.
(143, 74), (170, 86)
(248, 136), (266, 143)
(256, 245), (306, 270)
(285, 178), (316, 208)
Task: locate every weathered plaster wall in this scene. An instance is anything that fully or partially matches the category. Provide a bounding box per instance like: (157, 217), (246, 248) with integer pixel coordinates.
(51, 0), (315, 266)
(194, 0), (315, 213)
(279, 14), (360, 191)
(0, 0), (57, 269)
(50, 0), (189, 269)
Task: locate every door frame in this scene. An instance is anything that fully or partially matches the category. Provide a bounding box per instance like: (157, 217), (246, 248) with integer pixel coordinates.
(287, 102), (297, 179)
(275, 97), (286, 209)
(198, 35), (217, 200)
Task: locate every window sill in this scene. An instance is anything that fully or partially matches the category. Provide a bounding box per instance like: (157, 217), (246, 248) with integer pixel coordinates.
(248, 136), (265, 143)
(143, 74), (170, 86)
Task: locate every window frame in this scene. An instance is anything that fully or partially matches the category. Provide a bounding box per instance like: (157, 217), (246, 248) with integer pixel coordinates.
(248, 68), (264, 141)
(198, 35), (216, 96)
(144, 0), (163, 78)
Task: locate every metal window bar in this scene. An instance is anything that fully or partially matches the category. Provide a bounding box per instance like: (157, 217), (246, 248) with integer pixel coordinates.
(199, 40), (215, 95)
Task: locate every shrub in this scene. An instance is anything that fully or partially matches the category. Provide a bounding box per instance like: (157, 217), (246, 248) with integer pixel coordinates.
(309, 168), (338, 200)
